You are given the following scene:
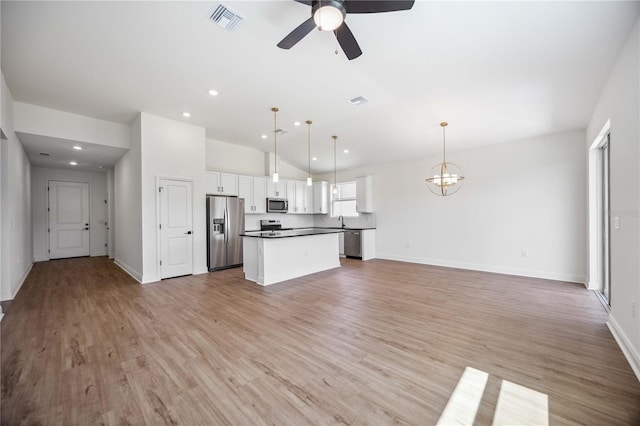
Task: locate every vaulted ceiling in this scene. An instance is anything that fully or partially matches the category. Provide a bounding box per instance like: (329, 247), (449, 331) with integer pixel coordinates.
(2, 1), (638, 173)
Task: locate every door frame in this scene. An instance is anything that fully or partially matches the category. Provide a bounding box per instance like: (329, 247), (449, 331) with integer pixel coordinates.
(587, 119), (611, 298)
(155, 176), (195, 280)
(47, 179), (92, 260)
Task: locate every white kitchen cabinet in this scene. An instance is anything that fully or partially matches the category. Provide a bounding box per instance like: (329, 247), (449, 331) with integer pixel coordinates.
(285, 180), (313, 214)
(356, 175), (373, 213)
(267, 180), (287, 198)
(361, 229), (376, 260)
(238, 175), (267, 214)
(207, 171), (238, 196)
(303, 183), (313, 214)
(313, 181), (328, 214)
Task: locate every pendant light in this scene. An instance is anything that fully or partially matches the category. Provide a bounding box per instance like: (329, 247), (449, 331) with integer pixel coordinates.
(425, 122), (465, 196)
(306, 120), (313, 186)
(271, 107), (279, 183)
(332, 135), (339, 195)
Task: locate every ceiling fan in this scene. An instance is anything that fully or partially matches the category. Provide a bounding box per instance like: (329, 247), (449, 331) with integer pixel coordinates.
(277, 0), (415, 60)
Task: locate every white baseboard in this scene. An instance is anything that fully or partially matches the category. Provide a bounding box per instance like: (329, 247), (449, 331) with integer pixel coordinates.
(194, 265), (208, 275)
(90, 250), (108, 257)
(114, 258), (142, 283)
(34, 255), (48, 262)
(142, 274), (160, 284)
(376, 253), (586, 284)
(607, 315), (640, 382)
(11, 261), (33, 299)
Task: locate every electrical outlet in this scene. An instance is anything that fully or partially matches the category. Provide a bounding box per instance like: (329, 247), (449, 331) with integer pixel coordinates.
(632, 300), (637, 318)
(406, 242), (410, 248)
(613, 216), (620, 230)
(522, 250), (528, 258)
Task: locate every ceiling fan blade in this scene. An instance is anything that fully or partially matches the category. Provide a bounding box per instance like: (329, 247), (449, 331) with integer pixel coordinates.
(344, 0), (415, 14)
(277, 17), (317, 49)
(293, 0), (313, 5)
(335, 23), (362, 60)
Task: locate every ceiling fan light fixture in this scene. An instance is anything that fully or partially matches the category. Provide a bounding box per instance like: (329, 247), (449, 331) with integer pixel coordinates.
(313, 1), (346, 31)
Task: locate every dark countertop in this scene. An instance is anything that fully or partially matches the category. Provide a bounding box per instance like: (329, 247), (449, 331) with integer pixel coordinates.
(317, 227), (377, 231)
(241, 228), (344, 239)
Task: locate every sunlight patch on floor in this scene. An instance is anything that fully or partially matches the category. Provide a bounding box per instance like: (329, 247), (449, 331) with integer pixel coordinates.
(436, 367), (488, 426)
(437, 367), (549, 426)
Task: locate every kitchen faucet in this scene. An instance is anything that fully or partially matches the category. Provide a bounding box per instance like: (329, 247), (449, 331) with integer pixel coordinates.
(338, 215), (345, 229)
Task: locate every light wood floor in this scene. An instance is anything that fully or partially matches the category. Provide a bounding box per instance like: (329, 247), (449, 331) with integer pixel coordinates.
(1, 257), (639, 425)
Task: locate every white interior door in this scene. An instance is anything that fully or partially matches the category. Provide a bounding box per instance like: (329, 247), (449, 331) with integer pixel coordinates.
(49, 181), (90, 259)
(159, 179), (193, 279)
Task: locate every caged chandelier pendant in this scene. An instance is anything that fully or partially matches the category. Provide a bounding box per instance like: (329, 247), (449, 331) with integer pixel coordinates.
(425, 122), (465, 196)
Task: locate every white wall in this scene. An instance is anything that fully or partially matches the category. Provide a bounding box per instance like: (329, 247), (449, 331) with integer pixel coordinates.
(14, 102), (129, 149)
(587, 17), (640, 373)
(321, 130), (587, 283)
(205, 138), (308, 180)
(0, 73), (33, 301)
(140, 113), (207, 283)
(206, 138), (266, 175)
(114, 114), (142, 281)
(31, 167), (108, 261)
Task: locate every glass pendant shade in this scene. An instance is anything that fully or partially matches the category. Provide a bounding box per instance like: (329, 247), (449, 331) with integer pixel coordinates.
(272, 172), (279, 183)
(307, 177), (313, 186)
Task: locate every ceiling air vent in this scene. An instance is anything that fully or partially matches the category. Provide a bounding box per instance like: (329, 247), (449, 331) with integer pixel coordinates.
(275, 128), (288, 135)
(349, 96), (369, 106)
(39, 152), (51, 156)
(210, 3), (244, 32)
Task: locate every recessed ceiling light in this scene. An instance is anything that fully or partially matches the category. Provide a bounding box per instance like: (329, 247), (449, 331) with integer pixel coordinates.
(293, 121), (301, 126)
(208, 89), (219, 96)
(312, 157), (317, 161)
(182, 112), (191, 118)
(69, 161), (78, 166)
(261, 134), (268, 139)
(73, 145), (82, 150)
(344, 149), (349, 154)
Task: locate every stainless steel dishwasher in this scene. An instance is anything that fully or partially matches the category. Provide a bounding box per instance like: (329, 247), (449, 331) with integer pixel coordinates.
(344, 229), (361, 258)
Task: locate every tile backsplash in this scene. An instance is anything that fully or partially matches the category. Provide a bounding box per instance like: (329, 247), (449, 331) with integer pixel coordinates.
(313, 212), (376, 229)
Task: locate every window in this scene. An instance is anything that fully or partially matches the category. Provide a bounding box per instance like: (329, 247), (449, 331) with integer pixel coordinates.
(331, 181), (359, 218)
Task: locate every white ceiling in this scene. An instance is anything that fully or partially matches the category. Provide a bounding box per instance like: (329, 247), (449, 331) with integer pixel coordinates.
(2, 1), (638, 174)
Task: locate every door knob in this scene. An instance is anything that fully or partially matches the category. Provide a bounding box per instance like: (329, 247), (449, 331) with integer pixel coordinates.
(185, 231), (192, 235)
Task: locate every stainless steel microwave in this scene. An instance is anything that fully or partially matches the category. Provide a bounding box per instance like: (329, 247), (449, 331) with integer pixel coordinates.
(266, 198), (288, 213)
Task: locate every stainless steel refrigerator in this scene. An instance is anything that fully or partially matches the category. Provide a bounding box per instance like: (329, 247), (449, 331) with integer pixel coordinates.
(207, 195), (245, 271)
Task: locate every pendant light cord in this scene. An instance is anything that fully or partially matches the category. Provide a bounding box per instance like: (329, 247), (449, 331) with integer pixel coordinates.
(272, 107), (279, 175)
(307, 120), (312, 180)
(333, 135), (337, 191)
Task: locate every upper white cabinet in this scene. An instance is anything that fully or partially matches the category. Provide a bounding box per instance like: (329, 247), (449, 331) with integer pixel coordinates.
(356, 175), (373, 213)
(267, 180), (287, 198)
(313, 181), (328, 214)
(286, 180), (313, 214)
(207, 171), (238, 196)
(238, 175), (267, 214)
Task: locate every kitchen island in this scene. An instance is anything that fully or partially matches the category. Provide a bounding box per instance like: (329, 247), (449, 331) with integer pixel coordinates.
(242, 228), (342, 286)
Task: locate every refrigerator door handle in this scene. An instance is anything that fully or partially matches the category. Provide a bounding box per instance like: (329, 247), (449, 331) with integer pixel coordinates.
(224, 207), (229, 245)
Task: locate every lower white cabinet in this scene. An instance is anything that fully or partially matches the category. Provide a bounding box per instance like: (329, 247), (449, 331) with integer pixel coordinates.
(238, 175), (267, 214)
(339, 232), (345, 257)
